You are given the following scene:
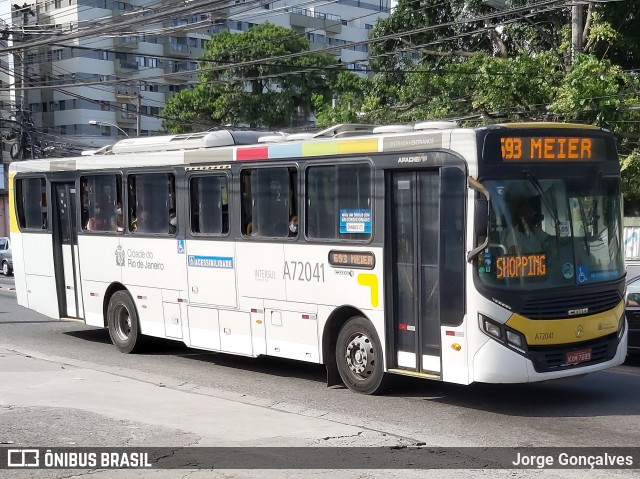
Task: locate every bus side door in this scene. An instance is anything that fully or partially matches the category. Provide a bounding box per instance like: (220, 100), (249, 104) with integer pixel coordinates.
(387, 166), (465, 378)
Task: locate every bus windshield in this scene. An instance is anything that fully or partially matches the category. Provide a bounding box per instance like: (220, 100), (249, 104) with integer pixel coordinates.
(477, 176), (624, 290)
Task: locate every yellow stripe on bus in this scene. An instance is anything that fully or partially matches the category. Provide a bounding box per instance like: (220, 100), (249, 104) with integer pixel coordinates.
(357, 273), (379, 308)
(505, 301), (624, 346)
(498, 122), (599, 130)
(337, 139), (379, 154)
(8, 174), (18, 234)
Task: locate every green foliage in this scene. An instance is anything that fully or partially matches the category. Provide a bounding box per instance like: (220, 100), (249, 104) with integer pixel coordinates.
(162, 86), (216, 133)
(592, 1), (640, 70)
(550, 54), (632, 126)
(585, 12), (619, 50)
(164, 23), (355, 131)
(313, 72), (368, 127)
(622, 149), (640, 206)
(161, 3), (640, 201)
(382, 52), (560, 123)
(361, 0), (640, 200)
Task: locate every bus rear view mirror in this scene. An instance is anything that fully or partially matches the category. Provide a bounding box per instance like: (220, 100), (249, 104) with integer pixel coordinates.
(467, 177), (491, 262)
(475, 197), (488, 238)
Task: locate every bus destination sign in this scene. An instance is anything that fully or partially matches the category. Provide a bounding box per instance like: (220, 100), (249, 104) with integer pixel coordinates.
(500, 136), (606, 162)
(328, 250), (375, 269)
(496, 254), (547, 280)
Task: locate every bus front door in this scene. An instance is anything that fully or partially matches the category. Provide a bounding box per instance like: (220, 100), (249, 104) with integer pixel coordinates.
(52, 182), (84, 319)
(388, 167), (465, 376)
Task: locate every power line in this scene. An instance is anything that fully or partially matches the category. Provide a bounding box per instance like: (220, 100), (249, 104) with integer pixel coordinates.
(0, 0), (243, 53)
(3, 0), (570, 91)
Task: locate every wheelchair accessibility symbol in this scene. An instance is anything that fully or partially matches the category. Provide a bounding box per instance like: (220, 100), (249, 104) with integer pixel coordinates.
(177, 239), (185, 254)
(576, 265), (589, 284)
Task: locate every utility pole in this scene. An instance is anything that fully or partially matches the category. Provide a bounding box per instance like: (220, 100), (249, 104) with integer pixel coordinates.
(571, 3), (583, 63)
(135, 92), (141, 137)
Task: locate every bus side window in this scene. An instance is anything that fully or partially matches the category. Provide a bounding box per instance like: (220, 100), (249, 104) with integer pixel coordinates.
(306, 163), (372, 240)
(80, 175), (122, 233)
(241, 167), (297, 238)
(15, 177), (47, 231)
(190, 175), (229, 235)
(129, 173), (175, 234)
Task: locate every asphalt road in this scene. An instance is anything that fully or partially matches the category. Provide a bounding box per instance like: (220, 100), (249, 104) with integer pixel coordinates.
(0, 278), (639, 451)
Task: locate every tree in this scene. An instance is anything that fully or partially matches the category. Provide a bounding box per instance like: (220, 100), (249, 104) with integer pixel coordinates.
(163, 23), (346, 132)
(362, 1), (640, 122)
(162, 85), (216, 133)
(313, 72), (369, 127)
(359, 0), (640, 201)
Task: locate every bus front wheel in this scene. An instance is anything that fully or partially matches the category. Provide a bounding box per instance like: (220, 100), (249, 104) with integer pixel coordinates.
(336, 316), (387, 394)
(107, 291), (143, 353)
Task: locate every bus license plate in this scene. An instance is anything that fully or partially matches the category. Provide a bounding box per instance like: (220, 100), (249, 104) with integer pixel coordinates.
(566, 348), (592, 365)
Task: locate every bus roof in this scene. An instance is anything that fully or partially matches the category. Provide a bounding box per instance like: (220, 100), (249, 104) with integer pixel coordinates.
(8, 122), (608, 174)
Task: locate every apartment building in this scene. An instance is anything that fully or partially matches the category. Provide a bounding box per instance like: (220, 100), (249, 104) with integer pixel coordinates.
(9, 0), (389, 149)
(0, 0), (388, 234)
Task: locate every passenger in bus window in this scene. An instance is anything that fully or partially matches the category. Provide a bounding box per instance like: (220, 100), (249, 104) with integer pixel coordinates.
(137, 210), (149, 232)
(169, 208), (177, 234)
(86, 216), (103, 231)
(86, 206), (105, 230)
(288, 215), (298, 237)
(131, 209), (148, 232)
(111, 202), (124, 232)
(505, 200), (548, 254)
(87, 192), (112, 231)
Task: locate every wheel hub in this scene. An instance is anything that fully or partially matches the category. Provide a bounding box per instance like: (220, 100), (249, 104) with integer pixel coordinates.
(114, 305), (131, 342)
(345, 333), (374, 378)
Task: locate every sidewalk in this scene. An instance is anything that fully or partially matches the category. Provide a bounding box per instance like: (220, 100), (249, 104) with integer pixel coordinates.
(0, 346), (625, 479)
(0, 346), (406, 448)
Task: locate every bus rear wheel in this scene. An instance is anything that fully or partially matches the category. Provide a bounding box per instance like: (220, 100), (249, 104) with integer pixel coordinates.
(107, 291), (143, 353)
(336, 316), (387, 394)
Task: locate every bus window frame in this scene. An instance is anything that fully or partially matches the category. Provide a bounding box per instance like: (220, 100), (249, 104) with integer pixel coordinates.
(125, 168), (179, 238)
(187, 170), (232, 239)
(302, 158), (375, 245)
(239, 162), (301, 242)
(79, 173), (124, 236)
(14, 174), (50, 233)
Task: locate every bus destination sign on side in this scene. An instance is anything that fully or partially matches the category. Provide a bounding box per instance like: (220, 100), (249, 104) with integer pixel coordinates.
(500, 136), (606, 162)
(328, 250), (375, 269)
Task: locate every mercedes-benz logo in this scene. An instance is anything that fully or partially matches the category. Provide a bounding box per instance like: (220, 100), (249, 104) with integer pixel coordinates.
(575, 325), (584, 338)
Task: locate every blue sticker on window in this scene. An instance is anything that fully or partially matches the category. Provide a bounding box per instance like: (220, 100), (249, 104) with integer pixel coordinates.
(577, 264), (619, 284)
(340, 209), (372, 234)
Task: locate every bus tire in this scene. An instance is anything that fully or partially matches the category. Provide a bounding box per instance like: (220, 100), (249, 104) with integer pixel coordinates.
(336, 316), (387, 394)
(107, 291), (143, 353)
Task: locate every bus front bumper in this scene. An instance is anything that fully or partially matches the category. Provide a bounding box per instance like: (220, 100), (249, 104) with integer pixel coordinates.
(472, 328), (628, 383)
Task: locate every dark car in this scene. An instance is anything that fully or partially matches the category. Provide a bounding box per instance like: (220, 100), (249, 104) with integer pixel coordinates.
(0, 237), (12, 276)
(625, 261), (640, 355)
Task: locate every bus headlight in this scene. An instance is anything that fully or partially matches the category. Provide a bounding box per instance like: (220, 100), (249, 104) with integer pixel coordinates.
(482, 317), (502, 339)
(506, 330), (524, 349)
(480, 314), (528, 355)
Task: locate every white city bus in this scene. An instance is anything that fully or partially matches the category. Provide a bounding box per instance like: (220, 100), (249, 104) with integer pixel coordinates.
(9, 122), (628, 394)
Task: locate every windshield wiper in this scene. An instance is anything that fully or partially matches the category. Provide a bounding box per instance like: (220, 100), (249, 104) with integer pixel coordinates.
(577, 197), (591, 255)
(589, 169), (603, 232)
(574, 169), (603, 257)
(522, 169), (560, 229)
